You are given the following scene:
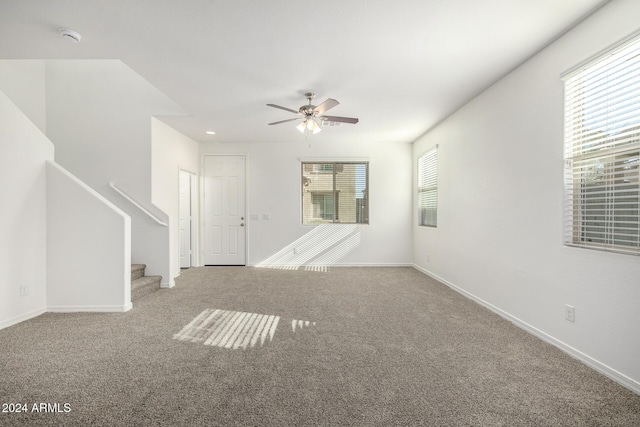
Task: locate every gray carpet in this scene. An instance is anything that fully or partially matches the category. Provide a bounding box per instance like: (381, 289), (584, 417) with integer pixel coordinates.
(1, 267), (639, 426)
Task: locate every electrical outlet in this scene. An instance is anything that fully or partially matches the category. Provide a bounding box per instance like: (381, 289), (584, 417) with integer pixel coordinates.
(565, 304), (575, 322)
(20, 285), (28, 297)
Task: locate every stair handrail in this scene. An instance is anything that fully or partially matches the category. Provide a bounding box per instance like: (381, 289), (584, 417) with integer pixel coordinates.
(109, 182), (168, 227)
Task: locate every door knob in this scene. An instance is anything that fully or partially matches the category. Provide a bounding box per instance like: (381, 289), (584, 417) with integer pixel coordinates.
(240, 223), (245, 227)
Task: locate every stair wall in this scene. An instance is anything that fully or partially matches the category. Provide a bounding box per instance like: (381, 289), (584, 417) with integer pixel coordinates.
(46, 161), (132, 312)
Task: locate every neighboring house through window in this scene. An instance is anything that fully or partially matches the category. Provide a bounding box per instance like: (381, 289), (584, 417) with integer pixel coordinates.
(302, 162), (369, 224)
(563, 33), (640, 254)
(311, 192), (337, 221)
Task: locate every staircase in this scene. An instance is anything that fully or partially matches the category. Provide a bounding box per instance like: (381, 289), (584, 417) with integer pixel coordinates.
(131, 264), (162, 302)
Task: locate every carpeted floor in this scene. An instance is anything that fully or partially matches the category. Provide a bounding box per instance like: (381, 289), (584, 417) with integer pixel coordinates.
(1, 267), (639, 426)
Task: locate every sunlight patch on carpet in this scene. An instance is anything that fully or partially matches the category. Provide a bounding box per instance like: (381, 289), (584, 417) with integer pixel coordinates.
(174, 309), (316, 350)
(291, 319), (316, 332)
(173, 309), (279, 350)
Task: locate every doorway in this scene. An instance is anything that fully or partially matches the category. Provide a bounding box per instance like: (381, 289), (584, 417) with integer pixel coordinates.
(203, 155), (246, 265)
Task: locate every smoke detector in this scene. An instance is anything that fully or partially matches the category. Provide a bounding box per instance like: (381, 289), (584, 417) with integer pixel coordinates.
(58, 28), (82, 43)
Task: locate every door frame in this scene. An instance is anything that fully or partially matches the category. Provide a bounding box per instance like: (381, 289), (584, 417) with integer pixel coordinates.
(179, 169), (197, 268)
(199, 154), (248, 266)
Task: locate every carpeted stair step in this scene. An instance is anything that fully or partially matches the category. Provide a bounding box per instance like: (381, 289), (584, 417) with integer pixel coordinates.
(131, 264), (162, 302)
(131, 264), (146, 281)
(131, 274), (162, 301)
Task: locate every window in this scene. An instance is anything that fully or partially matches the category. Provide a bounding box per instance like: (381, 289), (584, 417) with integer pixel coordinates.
(302, 162), (368, 224)
(563, 34), (640, 254)
(418, 146), (438, 227)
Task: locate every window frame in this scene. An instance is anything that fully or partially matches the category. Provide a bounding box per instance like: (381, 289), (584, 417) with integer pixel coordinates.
(417, 146), (438, 228)
(301, 161), (369, 225)
(562, 32), (640, 255)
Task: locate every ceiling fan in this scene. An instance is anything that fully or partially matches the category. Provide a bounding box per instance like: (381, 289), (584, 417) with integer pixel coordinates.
(267, 92), (359, 134)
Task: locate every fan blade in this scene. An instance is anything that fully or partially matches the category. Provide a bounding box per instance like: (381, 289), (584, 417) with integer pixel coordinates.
(313, 98), (339, 115)
(266, 103), (299, 114)
(319, 115), (359, 124)
(268, 118), (300, 125)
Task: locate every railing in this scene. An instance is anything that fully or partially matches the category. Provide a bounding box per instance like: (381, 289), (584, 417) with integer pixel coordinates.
(109, 182), (168, 226)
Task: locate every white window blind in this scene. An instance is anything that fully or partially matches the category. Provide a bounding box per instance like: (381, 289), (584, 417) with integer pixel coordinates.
(563, 34), (640, 254)
(418, 146), (438, 227)
(301, 162), (369, 224)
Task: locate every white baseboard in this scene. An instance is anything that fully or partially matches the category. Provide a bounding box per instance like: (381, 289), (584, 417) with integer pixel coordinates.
(161, 273), (179, 288)
(412, 264), (640, 396)
(47, 303), (132, 313)
(0, 307), (46, 330)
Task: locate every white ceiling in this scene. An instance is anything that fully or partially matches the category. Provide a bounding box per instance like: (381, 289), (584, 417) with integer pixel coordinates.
(0, 0), (608, 145)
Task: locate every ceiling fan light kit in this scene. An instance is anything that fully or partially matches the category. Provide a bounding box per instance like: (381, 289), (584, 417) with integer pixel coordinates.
(267, 92), (359, 135)
(296, 121), (307, 133)
(297, 117), (322, 134)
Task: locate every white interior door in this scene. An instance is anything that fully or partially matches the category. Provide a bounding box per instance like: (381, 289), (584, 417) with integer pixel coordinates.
(179, 170), (192, 268)
(203, 155), (246, 265)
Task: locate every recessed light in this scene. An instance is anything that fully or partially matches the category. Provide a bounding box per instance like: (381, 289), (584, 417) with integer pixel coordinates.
(205, 131), (216, 135)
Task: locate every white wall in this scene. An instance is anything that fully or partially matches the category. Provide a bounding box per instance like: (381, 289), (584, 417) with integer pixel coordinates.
(200, 140), (412, 266)
(0, 60), (46, 133)
(46, 161), (131, 312)
(412, 0), (640, 392)
(45, 60), (187, 284)
(0, 89), (52, 328)
(151, 118), (199, 283)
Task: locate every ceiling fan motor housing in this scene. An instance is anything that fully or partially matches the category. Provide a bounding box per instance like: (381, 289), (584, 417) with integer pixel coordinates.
(300, 92), (317, 116)
(299, 105), (317, 116)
